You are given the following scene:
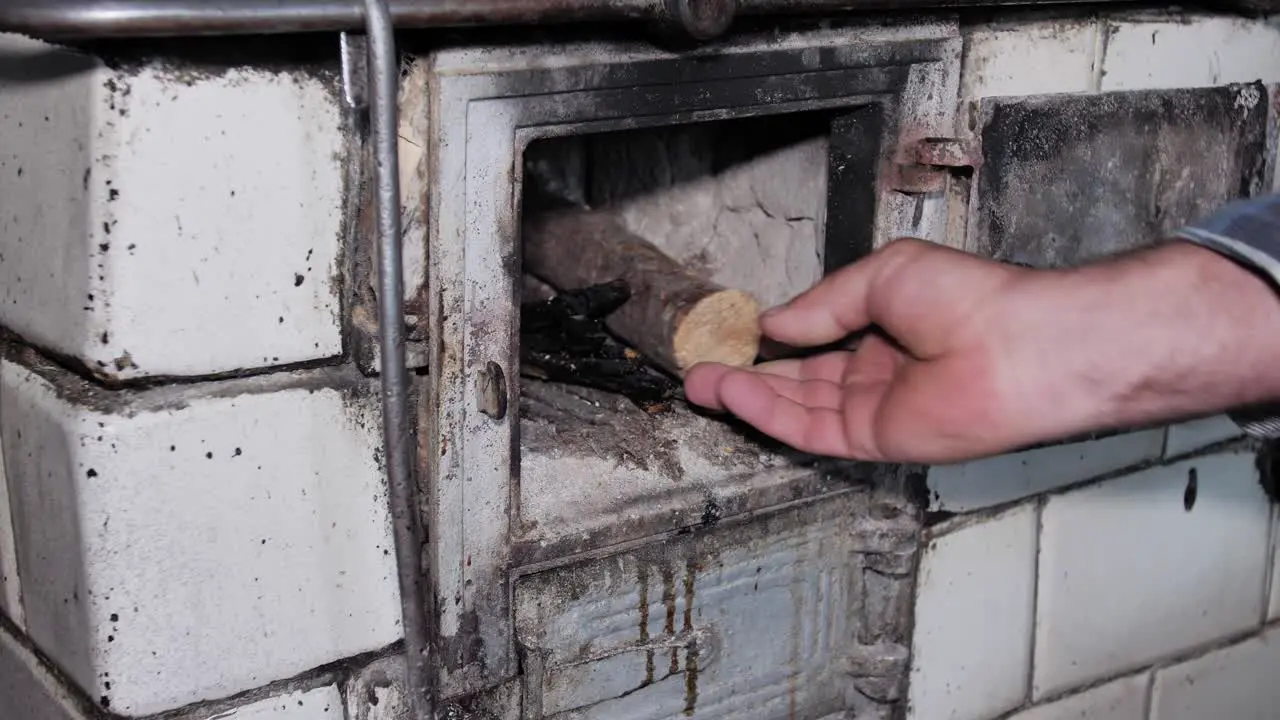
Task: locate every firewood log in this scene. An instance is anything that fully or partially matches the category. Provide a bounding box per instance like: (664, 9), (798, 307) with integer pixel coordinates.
(523, 208), (761, 376)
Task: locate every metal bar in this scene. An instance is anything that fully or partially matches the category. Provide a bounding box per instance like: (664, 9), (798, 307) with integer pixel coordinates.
(0, 0), (1159, 40)
(364, 0), (435, 717)
(0, 0), (655, 39)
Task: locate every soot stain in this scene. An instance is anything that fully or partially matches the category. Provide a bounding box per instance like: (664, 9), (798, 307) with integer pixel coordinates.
(683, 557), (698, 717)
(637, 562), (654, 686)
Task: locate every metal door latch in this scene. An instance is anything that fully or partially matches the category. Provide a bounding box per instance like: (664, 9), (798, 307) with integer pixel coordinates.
(889, 137), (981, 195)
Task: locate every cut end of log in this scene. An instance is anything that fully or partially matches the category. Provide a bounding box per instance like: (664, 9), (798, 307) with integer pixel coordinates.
(672, 289), (762, 373)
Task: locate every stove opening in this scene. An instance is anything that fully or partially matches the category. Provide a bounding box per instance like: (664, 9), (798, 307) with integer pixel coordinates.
(515, 107), (883, 557)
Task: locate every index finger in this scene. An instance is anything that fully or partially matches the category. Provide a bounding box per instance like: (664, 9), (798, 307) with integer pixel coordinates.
(761, 239), (925, 347)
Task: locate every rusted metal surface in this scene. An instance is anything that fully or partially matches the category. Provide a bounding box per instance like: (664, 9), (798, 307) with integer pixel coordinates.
(972, 83), (1269, 267)
(886, 136), (980, 195)
(0, 0), (1164, 40)
(910, 136), (980, 169)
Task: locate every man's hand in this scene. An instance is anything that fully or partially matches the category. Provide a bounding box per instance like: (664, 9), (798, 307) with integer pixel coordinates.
(684, 237), (1280, 464)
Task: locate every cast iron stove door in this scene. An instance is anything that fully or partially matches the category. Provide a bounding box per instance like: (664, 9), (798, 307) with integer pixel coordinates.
(405, 22), (965, 718)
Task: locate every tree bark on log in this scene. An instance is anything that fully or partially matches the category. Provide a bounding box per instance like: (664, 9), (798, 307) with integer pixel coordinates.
(523, 208), (762, 376)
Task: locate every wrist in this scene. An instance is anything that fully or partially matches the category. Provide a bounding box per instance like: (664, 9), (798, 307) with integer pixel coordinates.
(1054, 241), (1280, 432)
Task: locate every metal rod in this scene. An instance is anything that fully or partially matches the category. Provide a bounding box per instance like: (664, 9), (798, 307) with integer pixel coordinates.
(365, 0), (435, 717)
(0, 0), (1152, 40)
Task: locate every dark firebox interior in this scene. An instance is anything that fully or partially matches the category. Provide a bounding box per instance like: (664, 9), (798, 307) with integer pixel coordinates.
(513, 107), (886, 559)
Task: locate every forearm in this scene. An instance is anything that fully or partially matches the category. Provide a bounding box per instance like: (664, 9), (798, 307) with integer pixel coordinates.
(1009, 240), (1280, 438)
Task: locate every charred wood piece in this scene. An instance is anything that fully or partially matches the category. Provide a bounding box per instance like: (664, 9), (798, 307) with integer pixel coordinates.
(520, 280), (680, 411)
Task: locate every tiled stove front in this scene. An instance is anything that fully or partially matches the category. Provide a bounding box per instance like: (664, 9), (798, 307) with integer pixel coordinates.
(1, 7), (1279, 720)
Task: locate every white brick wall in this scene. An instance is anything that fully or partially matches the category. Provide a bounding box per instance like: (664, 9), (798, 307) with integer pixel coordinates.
(1164, 415), (1244, 458)
(3, 608), (371, 720)
(911, 451), (1279, 720)
(928, 429), (1164, 513)
(1149, 625), (1280, 719)
(0, 34), (347, 381)
(0, 357), (401, 715)
(1099, 17), (1280, 92)
(910, 14), (1280, 717)
(1034, 452), (1272, 698)
(1006, 673), (1148, 720)
(959, 13), (1280, 106)
(907, 504), (1038, 719)
(195, 685), (345, 720)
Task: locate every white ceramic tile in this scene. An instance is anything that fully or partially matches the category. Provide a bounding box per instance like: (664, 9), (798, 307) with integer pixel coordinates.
(0, 34), (345, 380)
(1006, 673), (1148, 720)
(1100, 17), (1280, 92)
(0, 421), (24, 630)
(907, 504), (1038, 720)
(0, 358), (401, 715)
(1164, 415), (1243, 458)
(1270, 504), (1279, 622)
(1, 620), (87, 720)
(198, 685), (345, 720)
(960, 21), (1099, 99)
(928, 429), (1165, 513)
(1149, 625), (1280, 720)
(1034, 452), (1272, 699)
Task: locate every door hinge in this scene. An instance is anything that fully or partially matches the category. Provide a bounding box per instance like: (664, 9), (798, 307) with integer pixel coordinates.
(889, 137), (981, 195)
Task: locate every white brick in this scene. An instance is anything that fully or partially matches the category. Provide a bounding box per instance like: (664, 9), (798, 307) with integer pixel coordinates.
(1164, 415), (1243, 458)
(197, 685), (345, 720)
(1, 619), (87, 720)
(1100, 17), (1280, 92)
(928, 429), (1164, 513)
(0, 430), (23, 629)
(1034, 452), (1272, 698)
(1007, 673), (1148, 720)
(1149, 625), (1280, 720)
(0, 34), (345, 380)
(908, 504), (1038, 720)
(960, 21), (1099, 99)
(0, 358), (401, 715)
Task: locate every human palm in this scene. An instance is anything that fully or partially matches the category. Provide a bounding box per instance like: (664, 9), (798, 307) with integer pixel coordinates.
(683, 239), (1024, 463)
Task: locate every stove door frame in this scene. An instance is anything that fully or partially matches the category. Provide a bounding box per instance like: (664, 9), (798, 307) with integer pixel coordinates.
(416, 23), (963, 699)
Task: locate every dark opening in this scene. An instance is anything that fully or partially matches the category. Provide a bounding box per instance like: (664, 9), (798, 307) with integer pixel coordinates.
(512, 106), (886, 561)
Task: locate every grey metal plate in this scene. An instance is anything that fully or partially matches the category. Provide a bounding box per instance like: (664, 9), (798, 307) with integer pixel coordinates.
(973, 83), (1269, 268)
(513, 490), (918, 720)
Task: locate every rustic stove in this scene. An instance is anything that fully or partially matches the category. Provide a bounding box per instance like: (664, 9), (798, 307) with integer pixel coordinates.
(0, 2), (1277, 720)
(382, 21), (962, 718)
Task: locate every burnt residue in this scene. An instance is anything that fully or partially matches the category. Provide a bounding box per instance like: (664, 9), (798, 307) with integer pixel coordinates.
(0, 323), (349, 402)
(825, 103), (886, 273)
(78, 34), (343, 89)
(1183, 467), (1199, 511)
(976, 83), (1269, 267)
(439, 609), (487, 680)
(0, 336), (369, 417)
(661, 564), (678, 675)
(1255, 440), (1280, 503)
(637, 563), (655, 686)
(520, 280), (679, 410)
(514, 489), (918, 716)
(682, 556), (699, 717)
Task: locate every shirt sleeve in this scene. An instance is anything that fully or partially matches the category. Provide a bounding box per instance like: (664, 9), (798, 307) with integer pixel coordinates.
(1173, 192), (1280, 439)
